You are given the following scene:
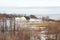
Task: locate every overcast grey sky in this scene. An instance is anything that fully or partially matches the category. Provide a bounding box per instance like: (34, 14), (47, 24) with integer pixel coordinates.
(0, 0), (60, 20)
(0, 0), (60, 7)
(0, 0), (60, 14)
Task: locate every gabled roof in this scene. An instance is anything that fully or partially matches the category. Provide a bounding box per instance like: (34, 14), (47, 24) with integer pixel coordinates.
(24, 16), (30, 20)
